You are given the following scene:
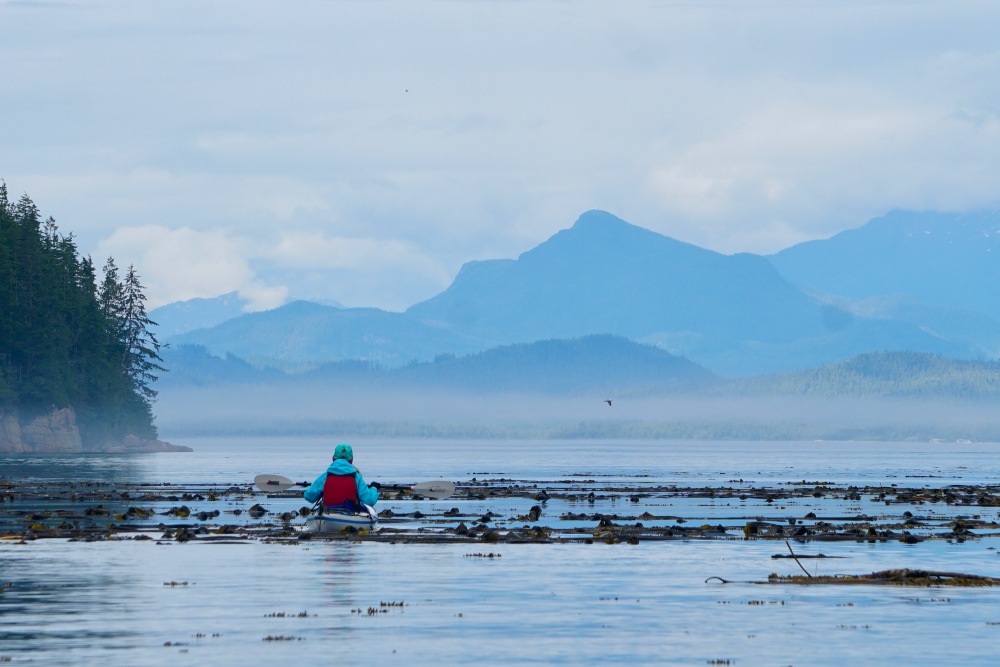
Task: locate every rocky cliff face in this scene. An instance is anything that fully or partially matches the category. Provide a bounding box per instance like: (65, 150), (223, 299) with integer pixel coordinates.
(0, 407), (190, 454)
(0, 410), (30, 453)
(0, 407), (81, 453)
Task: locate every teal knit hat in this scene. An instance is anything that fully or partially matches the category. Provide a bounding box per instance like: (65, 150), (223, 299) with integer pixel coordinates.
(333, 443), (354, 461)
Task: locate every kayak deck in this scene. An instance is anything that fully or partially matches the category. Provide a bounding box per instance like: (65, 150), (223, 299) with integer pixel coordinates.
(304, 504), (378, 533)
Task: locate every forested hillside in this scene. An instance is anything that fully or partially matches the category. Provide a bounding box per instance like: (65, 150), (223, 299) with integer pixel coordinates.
(0, 184), (163, 446)
(726, 351), (1000, 399)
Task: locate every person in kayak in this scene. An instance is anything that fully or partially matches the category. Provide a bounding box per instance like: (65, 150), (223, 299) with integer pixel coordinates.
(303, 443), (380, 512)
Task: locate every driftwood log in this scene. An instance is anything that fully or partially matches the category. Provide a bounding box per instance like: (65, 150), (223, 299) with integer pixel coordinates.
(707, 569), (998, 586)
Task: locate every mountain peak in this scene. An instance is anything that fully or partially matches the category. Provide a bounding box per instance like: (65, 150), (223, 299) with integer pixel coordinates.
(571, 209), (634, 230)
(524, 209), (710, 265)
(407, 209), (825, 352)
(563, 209), (665, 245)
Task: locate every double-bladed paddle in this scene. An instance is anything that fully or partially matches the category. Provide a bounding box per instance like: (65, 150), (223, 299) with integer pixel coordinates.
(253, 473), (455, 499)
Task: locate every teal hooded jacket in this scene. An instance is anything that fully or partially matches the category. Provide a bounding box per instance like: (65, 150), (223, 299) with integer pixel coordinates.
(303, 459), (379, 507)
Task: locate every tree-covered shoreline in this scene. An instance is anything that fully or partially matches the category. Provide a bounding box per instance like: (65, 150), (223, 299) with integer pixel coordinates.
(0, 183), (163, 448)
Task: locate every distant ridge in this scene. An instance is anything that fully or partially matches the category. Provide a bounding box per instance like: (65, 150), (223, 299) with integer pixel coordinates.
(161, 341), (1000, 401)
(151, 292), (250, 338)
(151, 293), (348, 339)
(388, 334), (717, 394)
(161, 335), (717, 395)
(770, 210), (1000, 321)
(725, 351), (1000, 399)
(168, 300), (494, 369)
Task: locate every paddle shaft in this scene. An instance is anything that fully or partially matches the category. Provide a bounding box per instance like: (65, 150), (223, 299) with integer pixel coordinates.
(254, 474), (454, 499)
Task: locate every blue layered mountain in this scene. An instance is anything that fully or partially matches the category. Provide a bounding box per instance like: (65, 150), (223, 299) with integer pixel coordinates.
(168, 300), (494, 369)
(769, 210), (1000, 321)
(387, 334), (717, 394)
(407, 210), (828, 344)
(162, 334), (716, 394)
(151, 292), (250, 338)
(151, 292), (346, 339)
(405, 210), (968, 374)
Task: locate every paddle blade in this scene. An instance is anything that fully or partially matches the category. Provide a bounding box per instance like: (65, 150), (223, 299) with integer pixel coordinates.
(410, 480), (455, 499)
(254, 473), (297, 493)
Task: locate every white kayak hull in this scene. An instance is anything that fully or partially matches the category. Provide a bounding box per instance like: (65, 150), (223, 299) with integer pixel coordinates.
(304, 504), (377, 533)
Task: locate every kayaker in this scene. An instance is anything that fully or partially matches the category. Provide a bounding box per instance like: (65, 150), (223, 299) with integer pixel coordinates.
(303, 443), (380, 511)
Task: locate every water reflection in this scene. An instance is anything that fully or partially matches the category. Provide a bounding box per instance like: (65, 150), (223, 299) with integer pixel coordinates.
(319, 542), (362, 635)
(0, 544), (142, 660)
(1, 454), (147, 485)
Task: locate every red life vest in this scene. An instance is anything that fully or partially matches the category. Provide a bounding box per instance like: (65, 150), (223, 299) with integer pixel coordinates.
(323, 473), (359, 509)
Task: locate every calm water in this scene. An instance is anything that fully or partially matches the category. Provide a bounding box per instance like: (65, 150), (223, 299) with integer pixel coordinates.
(7, 437), (1000, 486)
(3, 438), (1000, 666)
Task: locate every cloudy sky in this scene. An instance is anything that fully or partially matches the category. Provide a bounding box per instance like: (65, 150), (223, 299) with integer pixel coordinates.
(4, 1), (1000, 311)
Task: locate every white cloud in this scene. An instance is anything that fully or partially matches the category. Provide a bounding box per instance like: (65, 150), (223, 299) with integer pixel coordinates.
(94, 224), (456, 313)
(269, 230), (449, 278)
(96, 225), (286, 311)
(644, 93), (1000, 252)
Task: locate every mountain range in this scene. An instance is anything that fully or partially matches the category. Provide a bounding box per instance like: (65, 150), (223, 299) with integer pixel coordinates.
(161, 334), (716, 395)
(157, 209), (997, 378)
(160, 339), (1000, 401)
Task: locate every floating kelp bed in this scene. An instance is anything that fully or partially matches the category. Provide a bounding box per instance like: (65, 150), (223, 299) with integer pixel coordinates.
(708, 569), (999, 587)
(2, 477), (1000, 545)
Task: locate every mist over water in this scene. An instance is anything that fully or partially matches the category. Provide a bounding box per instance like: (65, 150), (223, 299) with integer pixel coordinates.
(8, 436), (1000, 487)
(155, 383), (1000, 442)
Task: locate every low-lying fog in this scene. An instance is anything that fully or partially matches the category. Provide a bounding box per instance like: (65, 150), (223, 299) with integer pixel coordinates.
(154, 383), (1000, 441)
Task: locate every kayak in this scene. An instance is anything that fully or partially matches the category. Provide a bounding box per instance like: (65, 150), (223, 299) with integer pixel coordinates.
(304, 504), (378, 533)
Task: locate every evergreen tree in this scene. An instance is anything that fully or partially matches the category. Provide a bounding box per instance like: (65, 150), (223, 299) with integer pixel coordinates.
(119, 264), (165, 401)
(98, 257), (124, 327)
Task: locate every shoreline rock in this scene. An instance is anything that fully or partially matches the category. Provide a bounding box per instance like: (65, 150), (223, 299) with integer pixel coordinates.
(90, 435), (193, 453)
(0, 407), (190, 454)
(0, 407), (82, 453)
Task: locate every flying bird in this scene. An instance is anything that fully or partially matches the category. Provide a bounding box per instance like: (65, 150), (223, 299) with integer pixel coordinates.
(604, 399), (612, 406)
